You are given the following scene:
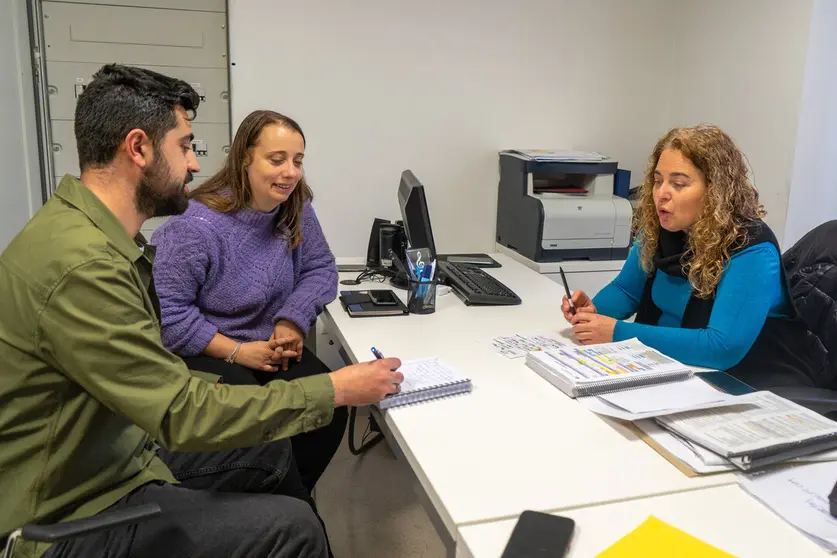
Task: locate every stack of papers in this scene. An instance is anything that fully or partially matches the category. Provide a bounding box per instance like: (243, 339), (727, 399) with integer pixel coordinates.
(580, 377), (741, 421)
(635, 419), (736, 475)
(499, 149), (609, 162)
(636, 419), (837, 476)
(740, 462), (837, 552)
(657, 391), (837, 470)
(487, 331), (566, 359)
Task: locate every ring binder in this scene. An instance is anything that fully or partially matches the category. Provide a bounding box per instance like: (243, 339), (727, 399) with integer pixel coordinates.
(656, 391), (837, 471)
(525, 339), (693, 399)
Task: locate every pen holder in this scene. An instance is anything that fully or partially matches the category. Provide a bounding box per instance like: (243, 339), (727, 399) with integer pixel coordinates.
(407, 278), (439, 314)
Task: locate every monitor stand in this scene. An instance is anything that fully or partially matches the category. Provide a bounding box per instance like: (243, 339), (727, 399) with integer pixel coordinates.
(389, 271), (410, 290)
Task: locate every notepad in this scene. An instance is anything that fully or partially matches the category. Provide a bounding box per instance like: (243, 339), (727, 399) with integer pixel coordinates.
(376, 358), (472, 410)
(597, 516), (734, 557)
(339, 290), (408, 317)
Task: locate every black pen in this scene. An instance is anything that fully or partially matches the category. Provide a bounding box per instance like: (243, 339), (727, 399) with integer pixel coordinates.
(559, 266), (576, 315)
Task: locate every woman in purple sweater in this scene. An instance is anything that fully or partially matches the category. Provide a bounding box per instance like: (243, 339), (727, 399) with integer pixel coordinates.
(151, 110), (344, 546)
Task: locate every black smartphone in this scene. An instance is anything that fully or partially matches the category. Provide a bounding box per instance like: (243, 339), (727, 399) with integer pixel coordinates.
(368, 289), (399, 306)
(696, 371), (755, 396)
(501, 511), (575, 558)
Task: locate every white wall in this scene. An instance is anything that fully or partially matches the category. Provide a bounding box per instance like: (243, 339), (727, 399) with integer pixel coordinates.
(666, 0), (814, 247)
(229, 0), (819, 256)
(784, 0), (837, 248)
(229, 0), (674, 257)
(1, 0), (43, 251)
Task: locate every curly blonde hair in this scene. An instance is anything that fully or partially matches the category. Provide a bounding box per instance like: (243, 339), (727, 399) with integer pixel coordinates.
(634, 124), (765, 298)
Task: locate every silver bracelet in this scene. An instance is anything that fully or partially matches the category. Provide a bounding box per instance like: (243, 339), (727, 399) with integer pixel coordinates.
(225, 342), (242, 364)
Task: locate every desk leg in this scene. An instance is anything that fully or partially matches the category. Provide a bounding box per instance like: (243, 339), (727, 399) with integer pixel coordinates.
(334, 338), (457, 557)
(369, 406), (457, 558)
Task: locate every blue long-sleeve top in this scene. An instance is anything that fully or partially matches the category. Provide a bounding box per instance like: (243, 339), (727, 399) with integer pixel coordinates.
(592, 242), (790, 370)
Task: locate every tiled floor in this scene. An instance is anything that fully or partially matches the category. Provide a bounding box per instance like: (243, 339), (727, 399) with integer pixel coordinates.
(316, 412), (446, 557)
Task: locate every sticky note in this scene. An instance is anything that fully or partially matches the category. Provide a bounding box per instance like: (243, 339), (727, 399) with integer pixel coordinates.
(597, 516), (735, 558)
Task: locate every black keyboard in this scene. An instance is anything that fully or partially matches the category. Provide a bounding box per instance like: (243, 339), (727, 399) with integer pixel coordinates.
(439, 262), (521, 306)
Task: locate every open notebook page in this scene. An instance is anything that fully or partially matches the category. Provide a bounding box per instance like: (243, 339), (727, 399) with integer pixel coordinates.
(398, 358), (469, 393)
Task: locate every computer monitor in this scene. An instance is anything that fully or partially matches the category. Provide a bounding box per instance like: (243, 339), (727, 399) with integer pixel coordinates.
(397, 169), (437, 258)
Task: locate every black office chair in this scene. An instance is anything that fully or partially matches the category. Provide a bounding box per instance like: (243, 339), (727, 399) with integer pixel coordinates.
(3, 503), (161, 558)
(772, 220), (837, 418)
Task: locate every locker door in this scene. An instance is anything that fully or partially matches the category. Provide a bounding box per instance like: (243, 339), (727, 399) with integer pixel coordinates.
(30, 0), (231, 217)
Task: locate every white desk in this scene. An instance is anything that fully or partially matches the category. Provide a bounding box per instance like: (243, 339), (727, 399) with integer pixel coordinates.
(320, 254), (734, 553)
(456, 485), (828, 557)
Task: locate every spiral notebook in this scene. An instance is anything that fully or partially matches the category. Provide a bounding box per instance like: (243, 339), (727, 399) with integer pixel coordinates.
(377, 358), (472, 410)
(525, 338), (693, 398)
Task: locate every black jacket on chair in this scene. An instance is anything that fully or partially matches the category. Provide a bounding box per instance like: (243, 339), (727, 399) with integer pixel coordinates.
(783, 219), (837, 386)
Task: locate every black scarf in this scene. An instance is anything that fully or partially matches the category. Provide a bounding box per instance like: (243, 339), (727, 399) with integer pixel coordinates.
(654, 229), (690, 278)
(633, 220), (827, 389)
(635, 220), (778, 328)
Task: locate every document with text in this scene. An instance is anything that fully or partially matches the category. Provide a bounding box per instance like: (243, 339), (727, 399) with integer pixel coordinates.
(488, 331), (567, 359)
(740, 462), (837, 552)
(657, 391), (837, 469)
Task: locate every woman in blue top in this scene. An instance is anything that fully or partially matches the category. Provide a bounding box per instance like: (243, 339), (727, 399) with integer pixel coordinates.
(562, 124), (823, 388)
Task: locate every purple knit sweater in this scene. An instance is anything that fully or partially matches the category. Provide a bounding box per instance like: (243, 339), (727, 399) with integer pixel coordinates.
(151, 199), (338, 357)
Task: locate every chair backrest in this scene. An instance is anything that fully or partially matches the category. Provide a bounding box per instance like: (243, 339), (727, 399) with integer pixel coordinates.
(782, 220), (837, 356)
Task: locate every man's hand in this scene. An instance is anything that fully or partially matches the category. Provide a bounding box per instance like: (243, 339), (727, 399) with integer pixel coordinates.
(328, 358), (404, 407)
(235, 339), (298, 372)
(270, 320), (304, 371)
(570, 313), (617, 345)
(562, 290), (597, 323)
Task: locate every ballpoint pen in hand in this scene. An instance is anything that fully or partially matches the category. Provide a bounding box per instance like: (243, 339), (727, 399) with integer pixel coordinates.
(559, 266), (576, 315)
(372, 347), (401, 399)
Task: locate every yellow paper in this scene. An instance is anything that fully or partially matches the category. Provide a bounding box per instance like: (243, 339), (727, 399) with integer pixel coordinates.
(596, 516), (736, 558)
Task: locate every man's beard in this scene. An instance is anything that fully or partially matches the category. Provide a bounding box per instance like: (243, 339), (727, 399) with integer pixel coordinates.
(135, 155), (193, 218)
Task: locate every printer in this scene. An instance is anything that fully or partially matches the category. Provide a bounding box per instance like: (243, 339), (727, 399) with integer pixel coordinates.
(496, 152), (633, 262)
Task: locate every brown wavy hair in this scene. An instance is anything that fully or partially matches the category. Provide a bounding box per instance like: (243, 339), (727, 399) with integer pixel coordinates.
(634, 124), (765, 298)
(189, 110), (313, 249)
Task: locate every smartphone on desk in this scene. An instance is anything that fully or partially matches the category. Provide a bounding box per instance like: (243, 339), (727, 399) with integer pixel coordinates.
(696, 371), (755, 396)
(501, 510), (575, 558)
(368, 289), (399, 306)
